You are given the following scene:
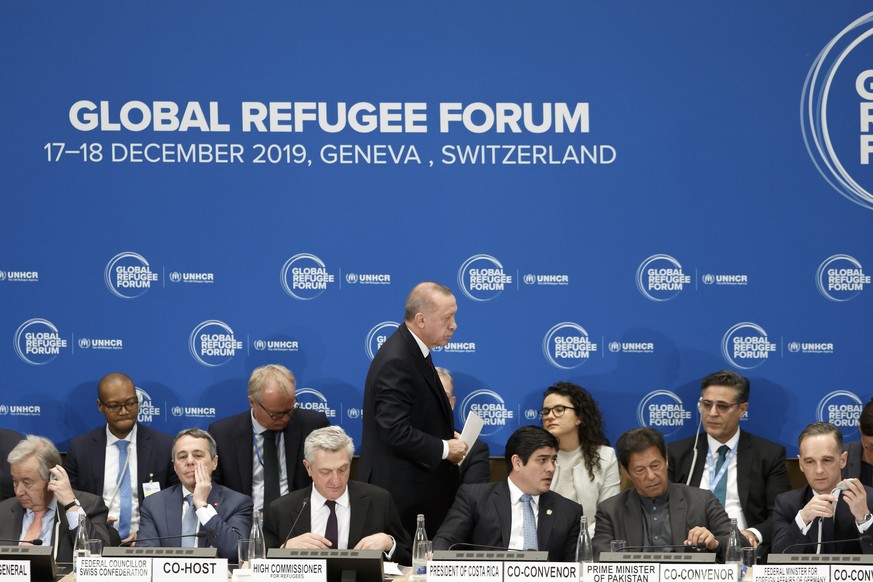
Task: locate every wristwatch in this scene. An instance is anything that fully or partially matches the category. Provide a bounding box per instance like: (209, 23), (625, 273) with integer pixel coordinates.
(856, 512), (872, 525)
(63, 499), (81, 511)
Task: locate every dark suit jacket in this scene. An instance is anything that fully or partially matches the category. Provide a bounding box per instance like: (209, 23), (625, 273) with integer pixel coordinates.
(64, 423), (177, 510)
(843, 441), (872, 487)
(208, 408), (329, 503)
(433, 480), (582, 562)
(0, 429), (23, 501)
(357, 324), (460, 536)
(262, 481), (412, 565)
(461, 440), (491, 485)
(668, 430), (789, 553)
(771, 485), (873, 554)
(0, 489), (112, 563)
(593, 483), (738, 560)
(138, 483), (253, 560)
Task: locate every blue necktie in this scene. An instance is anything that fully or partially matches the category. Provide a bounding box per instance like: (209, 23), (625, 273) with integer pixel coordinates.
(115, 440), (132, 539)
(712, 445), (729, 507)
(520, 494), (538, 550)
(182, 494), (198, 547)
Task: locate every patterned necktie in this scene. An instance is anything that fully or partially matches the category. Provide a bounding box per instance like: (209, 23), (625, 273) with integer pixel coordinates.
(519, 494), (538, 550)
(21, 510), (45, 545)
(115, 440), (132, 539)
(182, 494), (198, 547)
(324, 500), (338, 549)
(263, 430), (280, 509)
(712, 445), (730, 506)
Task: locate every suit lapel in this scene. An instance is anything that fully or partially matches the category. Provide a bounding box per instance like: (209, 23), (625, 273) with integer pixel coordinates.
(165, 485), (185, 541)
(238, 415), (255, 494)
(736, 432), (751, 512)
(136, 424), (150, 501)
(494, 482), (512, 548)
(691, 437), (707, 486)
(623, 491), (645, 548)
(399, 326), (453, 426)
(667, 485), (688, 546)
(536, 493), (555, 551)
(347, 483), (368, 548)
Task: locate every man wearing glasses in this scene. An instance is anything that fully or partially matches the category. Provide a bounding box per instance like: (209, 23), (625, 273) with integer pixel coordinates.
(667, 370), (790, 559)
(65, 372), (177, 544)
(209, 364), (329, 511)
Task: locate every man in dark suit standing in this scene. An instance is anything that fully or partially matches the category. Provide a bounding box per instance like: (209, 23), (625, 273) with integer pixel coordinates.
(138, 428), (252, 560)
(208, 364), (329, 512)
(594, 427), (741, 560)
(0, 435), (111, 562)
(772, 422), (873, 555)
(65, 372), (176, 544)
(357, 282), (468, 537)
(0, 428), (24, 501)
(263, 426), (411, 564)
(433, 426), (581, 561)
(668, 370), (789, 558)
(437, 366), (490, 485)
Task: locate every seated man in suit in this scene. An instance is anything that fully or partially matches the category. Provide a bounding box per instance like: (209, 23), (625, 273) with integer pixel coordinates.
(772, 422), (873, 554)
(843, 397), (873, 487)
(437, 367), (490, 485)
(65, 372), (177, 543)
(0, 435), (111, 562)
(0, 428), (24, 501)
(208, 364), (329, 512)
(668, 370), (789, 557)
(138, 428), (253, 560)
(594, 427), (741, 560)
(263, 426), (411, 564)
(433, 426), (582, 561)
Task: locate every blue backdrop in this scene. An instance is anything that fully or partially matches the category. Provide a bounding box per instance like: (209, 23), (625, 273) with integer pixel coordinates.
(1, 1), (871, 457)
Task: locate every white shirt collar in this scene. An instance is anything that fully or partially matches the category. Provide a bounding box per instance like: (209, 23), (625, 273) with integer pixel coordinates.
(406, 325), (430, 358)
(706, 428), (740, 454)
(310, 484), (350, 510)
(506, 477), (540, 505)
(105, 422), (138, 446)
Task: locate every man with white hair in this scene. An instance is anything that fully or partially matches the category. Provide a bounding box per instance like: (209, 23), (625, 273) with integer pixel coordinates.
(0, 435), (111, 561)
(263, 426), (411, 564)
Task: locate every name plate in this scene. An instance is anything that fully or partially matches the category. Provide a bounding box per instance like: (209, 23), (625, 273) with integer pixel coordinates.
(0, 560), (29, 582)
(250, 558), (327, 582)
(427, 560), (503, 582)
(76, 557), (151, 582)
(753, 565), (830, 582)
(153, 558), (227, 582)
(504, 561), (580, 582)
(661, 564), (738, 582)
(583, 562), (660, 582)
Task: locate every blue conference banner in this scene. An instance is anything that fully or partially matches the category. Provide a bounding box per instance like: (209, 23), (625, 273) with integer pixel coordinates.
(1, 2), (871, 457)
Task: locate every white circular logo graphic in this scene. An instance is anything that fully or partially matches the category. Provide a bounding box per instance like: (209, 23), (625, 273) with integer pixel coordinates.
(459, 389), (514, 437)
(702, 274), (715, 285)
(788, 342), (801, 353)
(135, 387), (160, 423)
(189, 320), (242, 367)
(457, 254), (513, 302)
(104, 251), (158, 299)
(78, 338), (90, 349)
(0, 405), (7, 415)
(816, 254), (869, 302)
(542, 322), (597, 370)
(608, 342), (621, 353)
(347, 408), (361, 419)
(802, 12), (873, 210)
(170, 272), (182, 283)
(171, 406), (183, 417)
(346, 273), (358, 284)
(636, 254), (690, 302)
(281, 253), (335, 300)
(636, 390), (691, 436)
(816, 390), (863, 438)
(14, 318), (67, 365)
(0, 271), (6, 281)
(365, 321), (399, 360)
(254, 340), (266, 351)
(721, 322), (777, 370)
(295, 387), (337, 419)
(523, 274), (535, 285)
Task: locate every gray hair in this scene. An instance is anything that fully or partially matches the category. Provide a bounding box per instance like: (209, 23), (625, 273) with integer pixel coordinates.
(248, 364), (296, 400)
(7, 435), (62, 480)
(404, 282), (453, 322)
(172, 427), (218, 459)
(303, 426), (354, 465)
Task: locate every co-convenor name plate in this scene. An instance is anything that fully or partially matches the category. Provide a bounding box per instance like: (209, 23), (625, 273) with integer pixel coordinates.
(751, 565), (830, 582)
(250, 558), (327, 582)
(582, 562), (660, 582)
(503, 561), (580, 582)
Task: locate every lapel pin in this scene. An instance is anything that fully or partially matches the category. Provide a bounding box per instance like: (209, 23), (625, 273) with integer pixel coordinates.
(546, 509), (552, 516)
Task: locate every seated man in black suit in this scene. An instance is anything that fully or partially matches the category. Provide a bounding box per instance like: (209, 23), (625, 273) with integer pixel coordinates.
(65, 372), (176, 544)
(263, 426), (411, 564)
(0, 428), (24, 501)
(0, 435), (112, 561)
(667, 370), (789, 557)
(208, 364), (329, 512)
(772, 422), (873, 554)
(433, 426), (582, 561)
(594, 427), (741, 560)
(437, 367), (490, 485)
(138, 428), (253, 560)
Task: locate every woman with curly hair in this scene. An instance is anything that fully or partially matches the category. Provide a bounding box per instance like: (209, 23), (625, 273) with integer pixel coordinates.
(541, 381), (620, 534)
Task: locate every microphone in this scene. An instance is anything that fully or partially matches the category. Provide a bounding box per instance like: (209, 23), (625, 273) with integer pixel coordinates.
(617, 542), (708, 552)
(120, 532), (207, 546)
(282, 499), (309, 547)
(0, 538), (43, 546)
(781, 534), (872, 554)
(447, 543), (524, 551)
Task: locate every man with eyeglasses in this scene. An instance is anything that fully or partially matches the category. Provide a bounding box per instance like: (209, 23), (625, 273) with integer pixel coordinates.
(65, 372), (177, 544)
(667, 370), (790, 559)
(208, 364), (329, 511)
